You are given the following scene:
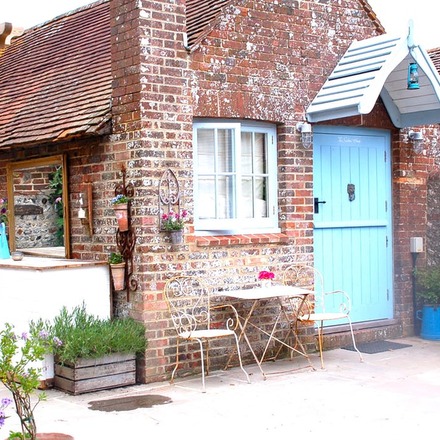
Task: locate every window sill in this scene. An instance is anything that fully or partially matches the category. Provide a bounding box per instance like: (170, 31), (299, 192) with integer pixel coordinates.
(195, 233), (290, 247)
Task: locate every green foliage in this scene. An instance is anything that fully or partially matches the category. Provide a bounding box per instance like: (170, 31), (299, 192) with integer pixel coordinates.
(0, 320), (58, 439)
(111, 194), (130, 205)
(48, 167), (64, 246)
(108, 252), (124, 264)
(51, 305), (147, 365)
(7, 432), (31, 439)
(416, 266), (440, 305)
(0, 198), (7, 224)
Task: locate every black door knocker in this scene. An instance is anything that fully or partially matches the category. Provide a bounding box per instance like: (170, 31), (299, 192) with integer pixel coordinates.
(347, 183), (355, 202)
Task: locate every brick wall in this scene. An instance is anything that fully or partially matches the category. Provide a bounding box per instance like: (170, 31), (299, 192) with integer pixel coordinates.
(1, 0), (437, 383)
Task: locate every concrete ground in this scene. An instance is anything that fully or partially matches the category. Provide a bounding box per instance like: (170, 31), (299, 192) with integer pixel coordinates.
(1, 336), (439, 439)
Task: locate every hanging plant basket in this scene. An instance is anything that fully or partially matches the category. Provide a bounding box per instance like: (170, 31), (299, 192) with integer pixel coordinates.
(169, 230), (184, 245)
(113, 203), (129, 232)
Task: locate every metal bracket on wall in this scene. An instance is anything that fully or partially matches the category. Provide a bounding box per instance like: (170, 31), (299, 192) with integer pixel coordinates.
(158, 168), (181, 231)
(114, 166), (137, 301)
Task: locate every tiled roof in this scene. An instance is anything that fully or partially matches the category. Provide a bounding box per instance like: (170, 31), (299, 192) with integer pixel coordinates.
(429, 47), (440, 73)
(185, 0), (385, 49)
(186, 0), (232, 48)
(0, 0), (111, 150)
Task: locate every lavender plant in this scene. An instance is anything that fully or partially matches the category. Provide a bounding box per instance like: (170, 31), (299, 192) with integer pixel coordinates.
(0, 321), (61, 440)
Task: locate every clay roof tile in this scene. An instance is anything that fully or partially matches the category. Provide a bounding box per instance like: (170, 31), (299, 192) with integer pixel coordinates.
(0, 0), (111, 149)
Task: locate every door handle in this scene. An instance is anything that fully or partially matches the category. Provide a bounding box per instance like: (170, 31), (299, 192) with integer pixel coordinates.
(314, 197), (326, 214)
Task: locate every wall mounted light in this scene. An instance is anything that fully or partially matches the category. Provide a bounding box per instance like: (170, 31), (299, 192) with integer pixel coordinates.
(296, 121), (313, 149)
(78, 183), (93, 235)
(78, 193), (86, 219)
(407, 62), (420, 90)
(408, 129), (424, 154)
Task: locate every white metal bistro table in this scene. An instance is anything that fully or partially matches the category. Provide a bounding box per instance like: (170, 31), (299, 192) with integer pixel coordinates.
(215, 284), (315, 378)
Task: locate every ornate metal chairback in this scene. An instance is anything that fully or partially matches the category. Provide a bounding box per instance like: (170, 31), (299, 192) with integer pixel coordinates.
(283, 264), (352, 315)
(164, 276), (211, 335)
(283, 264), (325, 311)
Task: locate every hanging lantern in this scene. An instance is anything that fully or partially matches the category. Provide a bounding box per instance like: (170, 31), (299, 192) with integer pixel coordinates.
(407, 62), (420, 90)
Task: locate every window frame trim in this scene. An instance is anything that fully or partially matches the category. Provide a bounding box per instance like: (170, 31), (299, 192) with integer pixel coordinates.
(193, 120), (279, 235)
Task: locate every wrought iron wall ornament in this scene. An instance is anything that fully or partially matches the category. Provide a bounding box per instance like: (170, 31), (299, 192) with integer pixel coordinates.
(114, 166), (137, 300)
(158, 168), (181, 231)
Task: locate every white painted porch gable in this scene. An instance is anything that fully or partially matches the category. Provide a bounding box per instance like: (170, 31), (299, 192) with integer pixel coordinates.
(306, 24), (440, 128)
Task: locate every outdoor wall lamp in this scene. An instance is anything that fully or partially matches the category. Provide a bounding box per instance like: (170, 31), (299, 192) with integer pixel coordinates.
(408, 129), (424, 154)
(407, 62), (420, 90)
(78, 183), (93, 234)
(296, 121), (313, 149)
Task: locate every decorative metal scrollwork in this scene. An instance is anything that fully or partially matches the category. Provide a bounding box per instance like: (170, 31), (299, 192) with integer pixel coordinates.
(159, 168), (181, 230)
(114, 166), (137, 300)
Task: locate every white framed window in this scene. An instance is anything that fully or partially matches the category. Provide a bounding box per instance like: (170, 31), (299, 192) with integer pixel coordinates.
(193, 120), (279, 235)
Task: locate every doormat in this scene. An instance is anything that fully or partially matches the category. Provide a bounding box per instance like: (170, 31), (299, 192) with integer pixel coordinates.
(342, 340), (412, 354)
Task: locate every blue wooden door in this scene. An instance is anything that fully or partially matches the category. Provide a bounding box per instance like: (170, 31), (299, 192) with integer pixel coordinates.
(313, 126), (393, 324)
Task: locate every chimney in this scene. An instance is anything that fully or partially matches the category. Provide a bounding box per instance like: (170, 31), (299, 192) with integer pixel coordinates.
(0, 23), (24, 49)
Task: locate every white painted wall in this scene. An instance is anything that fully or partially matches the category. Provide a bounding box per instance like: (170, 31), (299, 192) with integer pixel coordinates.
(0, 257), (112, 381)
(0, 258), (111, 331)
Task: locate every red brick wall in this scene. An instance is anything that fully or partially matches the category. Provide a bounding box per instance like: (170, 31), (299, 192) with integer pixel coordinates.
(1, 0), (437, 383)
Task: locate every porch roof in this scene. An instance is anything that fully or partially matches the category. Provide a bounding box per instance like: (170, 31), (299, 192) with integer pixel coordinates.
(306, 26), (440, 128)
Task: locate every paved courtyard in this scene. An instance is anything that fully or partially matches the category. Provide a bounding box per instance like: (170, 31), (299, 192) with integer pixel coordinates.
(1, 336), (439, 438)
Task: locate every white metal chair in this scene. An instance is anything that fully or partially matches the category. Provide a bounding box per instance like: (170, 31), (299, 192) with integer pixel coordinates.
(283, 264), (363, 369)
(164, 276), (250, 392)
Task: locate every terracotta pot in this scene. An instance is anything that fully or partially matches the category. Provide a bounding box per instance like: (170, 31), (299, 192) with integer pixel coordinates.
(169, 230), (183, 244)
(110, 262), (126, 291)
(36, 434), (74, 440)
(113, 203), (128, 232)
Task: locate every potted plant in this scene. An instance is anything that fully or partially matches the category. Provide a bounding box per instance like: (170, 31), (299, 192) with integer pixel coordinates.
(161, 209), (188, 244)
(110, 194), (130, 232)
(50, 305), (147, 395)
(415, 265), (440, 340)
(108, 252), (125, 291)
(258, 270), (275, 288)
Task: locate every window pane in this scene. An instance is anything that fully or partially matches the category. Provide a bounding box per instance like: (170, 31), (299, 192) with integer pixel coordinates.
(241, 177), (268, 218)
(198, 177), (216, 219)
(217, 129), (234, 173)
(241, 132), (252, 173)
(197, 129), (215, 173)
(255, 176), (268, 218)
(241, 177), (253, 218)
(254, 133), (267, 174)
(218, 175), (235, 219)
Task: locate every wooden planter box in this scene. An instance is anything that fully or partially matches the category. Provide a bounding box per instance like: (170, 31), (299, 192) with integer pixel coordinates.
(54, 352), (136, 395)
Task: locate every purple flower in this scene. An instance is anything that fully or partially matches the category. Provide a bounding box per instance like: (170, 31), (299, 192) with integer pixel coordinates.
(1, 398), (11, 406)
(53, 337), (63, 347)
(39, 330), (49, 340)
(21, 332), (28, 341)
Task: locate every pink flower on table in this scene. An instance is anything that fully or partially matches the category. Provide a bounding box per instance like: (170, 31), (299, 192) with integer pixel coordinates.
(258, 270), (275, 280)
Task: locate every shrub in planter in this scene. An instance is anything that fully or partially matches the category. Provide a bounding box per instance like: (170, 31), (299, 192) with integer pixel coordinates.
(415, 266), (440, 340)
(415, 266), (440, 305)
(50, 305), (147, 394)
